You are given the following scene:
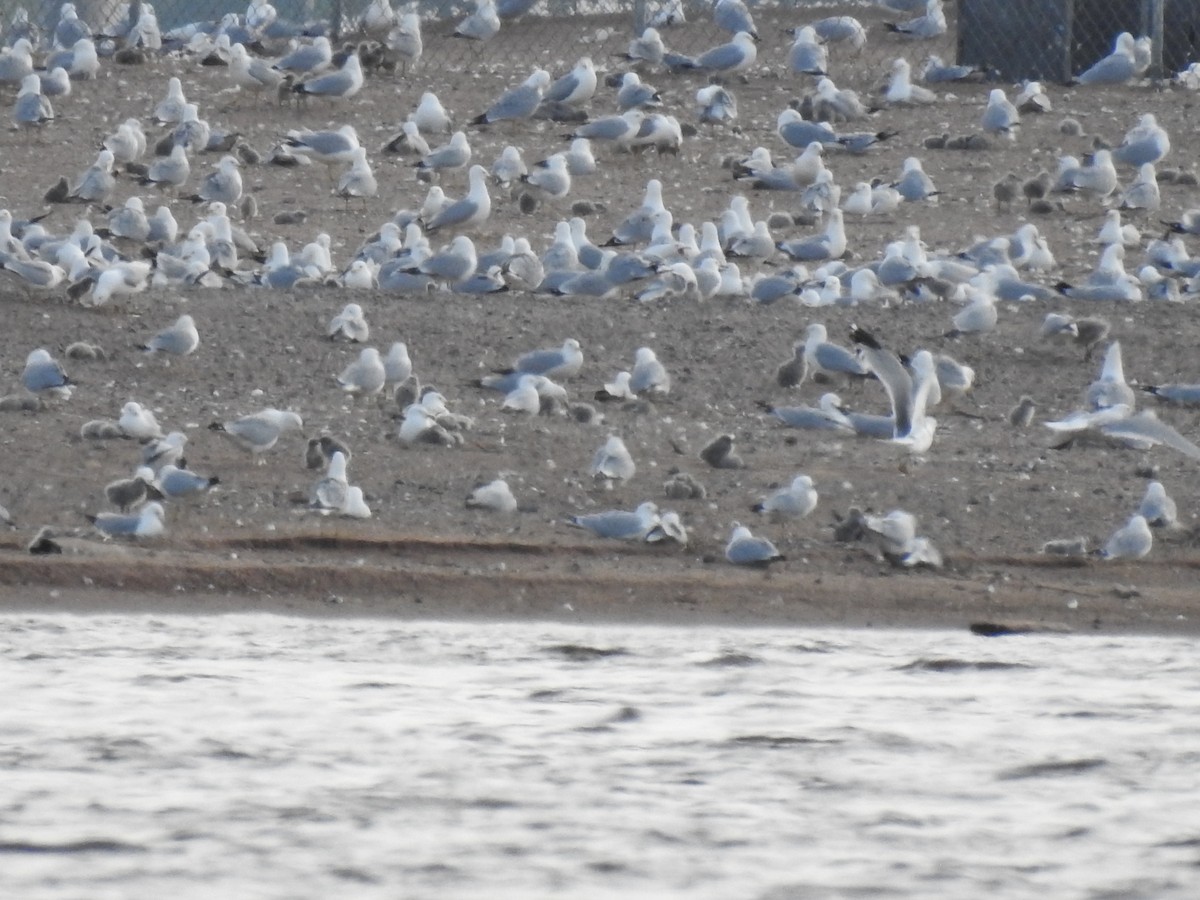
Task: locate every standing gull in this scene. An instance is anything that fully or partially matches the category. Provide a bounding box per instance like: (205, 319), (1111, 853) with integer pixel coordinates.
(139, 314), (200, 357)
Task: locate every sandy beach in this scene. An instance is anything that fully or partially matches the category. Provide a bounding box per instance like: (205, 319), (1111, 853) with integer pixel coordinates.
(2, 13), (1200, 634)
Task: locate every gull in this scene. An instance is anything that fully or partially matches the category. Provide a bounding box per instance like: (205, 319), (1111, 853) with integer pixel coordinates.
(1100, 514), (1152, 559)
(591, 434), (635, 483)
(210, 408), (304, 461)
(273, 36), (333, 75)
(1047, 407), (1200, 459)
(813, 77), (868, 121)
(981, 88), (1019, 139)
(309, 451), (349, 513)
(894, 156), (937, 201)
(284, 125), (361, 171)
(139, 314), (199, 357)
(699, 434), (745, 469)
(417, 130), (471, 174)
(921, 54), (982, 82)
(620, 27), (664, 65)
(1139, 480), (1177, 528)
(616, 72), (661, 111)
(337, 347), (387, 397)
(801, 323), (869, 384)
(294, 51), (363, 101)
(945, 286), (998, 338)
(55, 4), (92, 49)
(156, 465), (219, 500)
(568, 502), (659, 540)
(513, 338), (584, 379)
(813, 15), (867, 48)
(328, 303), (369, 342)
(118, 402), (165, 442)
(696, 84), (737, 124)
(1119, 163), (1160, 211)
(1097, 209), (1140, 246)
(1070, 148), (1119, 197)
(411, 92), (452, 134)
(425, 165), (490, 231)
(103, 121), (143, 165)
(154, 77), (189, 124)
(387, 12), (423, 73)
(382, 121), (431, 157)
(762, 393), (854, 431)
(693, 31), (757, 73)
(21, 349), (72, 398)
(595, 371), (634, 402)
(1075, 32), (1137, 85)
(1112, 113), (1170, 166)
(44, 37), (98, 80)
(466, 478), (518, 513)
(142, 432), (187, 470)
(454, 0), (501, 41)
(229, 43), (285, 96)
(850, 328), (937, 452)
(714, 0), (757, 38)
(471, 69), (550, 125)
(886, 58), (935, 104)
(140, 144), (191, 193)
(396, 405), (456, 446)
(934, 354), (975, 405)
(1144, 383), (1200, 407)
(1085, 342), (1137, 410)
(630, 347), (670, 395)
(336, 147), (377, 204)
(752, 475), (818, 520)
(563, 138), (596, 176)
(645, 511), (688, 546)
(66, 149), (116, 204)
(106, 197), (151, 241)
(544, 57), (596, 108)
(788, 25), (827, 75)
(501, 374), (542, 414)
(87, 502), (166, 539)
(1015, 80), (1052, 112)
(417, 235), (476, 282)
(491, 145), (527, 189)
(778, 209), (847, 261)
(188, 155), (242, 205)
(885, 0), (947, 38)
(725, 523), (785, 566)
(13, 73), (53, 131)
(522, 154), (570, 198)
(569, 111), (643, 151)
(0, 39), (34, 85)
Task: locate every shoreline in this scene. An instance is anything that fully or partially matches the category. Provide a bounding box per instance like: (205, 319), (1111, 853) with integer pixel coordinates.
(1, 533), (1194, 635)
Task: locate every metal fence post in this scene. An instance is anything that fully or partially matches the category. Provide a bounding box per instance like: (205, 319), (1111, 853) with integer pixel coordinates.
(633, 0), (646, 35)
(1147, 0), (1165, 80)
(332, 0), (343, 43)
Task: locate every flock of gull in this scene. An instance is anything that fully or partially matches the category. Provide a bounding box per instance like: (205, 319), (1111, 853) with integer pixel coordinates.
(4, 0), (1200, 570)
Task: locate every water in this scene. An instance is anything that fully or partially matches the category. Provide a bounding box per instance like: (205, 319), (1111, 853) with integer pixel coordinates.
(2, 613), (1198, 899)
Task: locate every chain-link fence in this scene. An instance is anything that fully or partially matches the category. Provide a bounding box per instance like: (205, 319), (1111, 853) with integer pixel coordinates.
(4, 0), (1194, 84)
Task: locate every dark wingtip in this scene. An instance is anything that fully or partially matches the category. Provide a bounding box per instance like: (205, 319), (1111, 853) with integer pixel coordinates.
(849, 324), (882, 349)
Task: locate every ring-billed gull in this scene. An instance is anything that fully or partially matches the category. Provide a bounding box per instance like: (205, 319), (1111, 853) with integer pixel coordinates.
(1112, 113), (1169, 166)
(568, 501), (659, 540)
(1100, 514), (1152, 559)
(761, 394), (854, 431)
(284, 125), (361, 169)
(1138, 481), (1177, 527)
(397, 404), (460, 446)
(425, 165), (490, 231)
(139, 314), (199, 357)
(1143, 383), (1200, 407)
(620, 27), (664, 65)
(699, 433), (745, 469)
(294, 51), (364, 100)
(511, 338), (584, 379)
(544, 57), (596, 108)
(693, 31), (757, 73)
(229, 43), (284, 95)
(725, 522), (784, 566)
(466, 478), (518, 513)
(981, 88), (1019, 139)
(1074, 32), (1137, 85)
(188, 155), (242, 205)
(454, 0), (500, 40)
(522, 154), (571, 198)
(788, 26), (827, 76)
(411, 92), (452, 134)
(1085, 342), (1136, 410)
(886, 58), (936, 105)
(328, 303), (369, 342)
(119, 401), (164, 441)
(417, 235), (476, 282)
(850, 327), (938, 452)
(309, 451), (349, 512)
(273, 36), (333, 75)
(590, 434), (635, 483)
(801, 323), (868, 383)
(21, 348), (72, 398)
(13, 74), (53, 131)
(142, 431), (187, 470)
(387, 13), (423, 73)
(87, 501), (166, 538)
(752, 475), (817, 520)
(337, 347), (387, 397)
(616, 73), (661, 111)
(885, 0), (947, 38)
(156, 464), (219, 500)
(210, 408), (304, 461)
(629, 347), (670, 396)
(471, 69), (550, 125)
(140, 143), (190, 192)
(714, 0), (757, 39)
(696, 84), (737, 124)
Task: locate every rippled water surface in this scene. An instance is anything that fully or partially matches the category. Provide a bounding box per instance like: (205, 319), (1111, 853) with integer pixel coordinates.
(2, 613), (1199, 899)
